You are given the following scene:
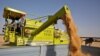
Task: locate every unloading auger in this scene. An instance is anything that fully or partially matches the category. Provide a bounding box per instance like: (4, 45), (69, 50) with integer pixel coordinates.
(30, 5), (83, 56)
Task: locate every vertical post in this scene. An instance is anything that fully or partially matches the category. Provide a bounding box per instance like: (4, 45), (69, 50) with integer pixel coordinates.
(21, 16), (25, 45)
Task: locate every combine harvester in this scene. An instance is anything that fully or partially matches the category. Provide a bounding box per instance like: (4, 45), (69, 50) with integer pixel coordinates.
(2, 5), (82, 56)
(3, 7), (69, 46)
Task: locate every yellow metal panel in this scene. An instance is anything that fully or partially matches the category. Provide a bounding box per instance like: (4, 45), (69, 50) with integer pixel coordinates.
(4, 27), (9, 41)
(16, 36), (24, 46)
(9, 31), (15, 43)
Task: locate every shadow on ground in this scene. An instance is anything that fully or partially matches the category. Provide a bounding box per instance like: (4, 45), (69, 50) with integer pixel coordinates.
(82, 45), (100, 56)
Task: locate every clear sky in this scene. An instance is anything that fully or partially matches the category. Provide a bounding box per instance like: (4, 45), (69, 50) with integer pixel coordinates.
(0, 0), (100, 37)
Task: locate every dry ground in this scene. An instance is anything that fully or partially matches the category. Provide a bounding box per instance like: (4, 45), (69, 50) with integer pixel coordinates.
(82, 41), (100, 47)
(0, 35), (4, 46)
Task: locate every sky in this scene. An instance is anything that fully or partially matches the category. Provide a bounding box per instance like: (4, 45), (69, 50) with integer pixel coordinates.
(0, 0), (100, 37)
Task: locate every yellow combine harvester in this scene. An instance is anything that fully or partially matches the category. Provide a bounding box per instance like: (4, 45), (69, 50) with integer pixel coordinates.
(3, 6), (69, 46)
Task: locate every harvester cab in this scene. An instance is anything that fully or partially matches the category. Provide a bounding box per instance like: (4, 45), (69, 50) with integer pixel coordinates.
(3, 7), (26, 45)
